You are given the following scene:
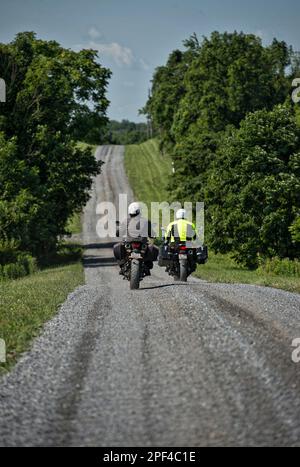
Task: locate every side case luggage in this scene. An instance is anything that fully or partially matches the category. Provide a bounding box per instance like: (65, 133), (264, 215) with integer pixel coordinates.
(158, 245), (171, 267)
(196, 245), (208, 264)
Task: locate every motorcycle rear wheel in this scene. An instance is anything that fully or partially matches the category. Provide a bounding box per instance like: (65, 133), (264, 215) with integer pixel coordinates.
(179, 259), (188, 282)
(130, 260), (141, 290)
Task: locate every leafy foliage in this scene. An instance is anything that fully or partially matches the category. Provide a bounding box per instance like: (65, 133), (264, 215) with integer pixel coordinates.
(144, 31), (299, 267)
(142, 34), (201, 152)
(258, 256), (300, 277)
(207, 105), (300, 267)
(290, 217), (300, 243)
(0, 32), (111, 257)
(103, 119), (148, 145)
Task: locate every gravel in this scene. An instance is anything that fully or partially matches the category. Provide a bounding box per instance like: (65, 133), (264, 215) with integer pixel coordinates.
(0, 145), (300, 447)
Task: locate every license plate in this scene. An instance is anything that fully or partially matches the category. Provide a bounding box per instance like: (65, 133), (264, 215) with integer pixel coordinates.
(130, 252), (142, 259)
(179, 254), (187, 259)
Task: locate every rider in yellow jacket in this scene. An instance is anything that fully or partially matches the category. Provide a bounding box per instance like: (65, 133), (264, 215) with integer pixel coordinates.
(165, 209), (197, 244)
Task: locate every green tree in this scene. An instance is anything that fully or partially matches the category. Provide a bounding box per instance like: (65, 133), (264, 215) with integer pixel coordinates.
(207, 105), (300, 267)
(290, 217), (300, 243)
(0, 132), (39, 246)
(169, 32), (291, 198)
(0, 32), (111, 256)
(102, 119), (148, 145)
(142, 34), (201, 152)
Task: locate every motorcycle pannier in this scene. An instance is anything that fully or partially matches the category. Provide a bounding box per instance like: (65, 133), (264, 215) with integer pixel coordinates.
(113, 243), (126, 261)
(196, 245), (208, 264)
(148, 244), (159, 261)
(158, 245), (172, 266)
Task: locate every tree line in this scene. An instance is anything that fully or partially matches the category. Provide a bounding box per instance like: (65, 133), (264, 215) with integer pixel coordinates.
(102, 119), (148, 145)
(0, 32), (111, 272)
(143, 31), (300, 267)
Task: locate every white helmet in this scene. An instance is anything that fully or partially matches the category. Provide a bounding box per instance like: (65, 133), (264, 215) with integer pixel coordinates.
(176, 208), (187, 220)
(128, 202), (141, 217)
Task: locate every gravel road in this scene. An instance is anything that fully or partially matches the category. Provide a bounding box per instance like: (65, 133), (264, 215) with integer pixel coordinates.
(0, 145), (300, 447)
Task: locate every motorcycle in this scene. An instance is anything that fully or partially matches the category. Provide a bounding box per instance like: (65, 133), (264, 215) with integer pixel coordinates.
(119, 240), (151, 290)
(159, 242), (208, 282)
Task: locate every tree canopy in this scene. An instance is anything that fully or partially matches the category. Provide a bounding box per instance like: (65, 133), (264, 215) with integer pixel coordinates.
(144, 31), (300, 267)
(0, 32), (111, 257)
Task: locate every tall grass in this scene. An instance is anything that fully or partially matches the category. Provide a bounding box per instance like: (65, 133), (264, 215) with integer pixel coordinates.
(258, 257), (300, 277)
(194, 253), (300, 294)
(125, 139), (172, 209)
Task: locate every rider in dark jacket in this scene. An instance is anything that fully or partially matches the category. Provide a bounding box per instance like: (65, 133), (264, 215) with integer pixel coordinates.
(114, 202), (158, 274)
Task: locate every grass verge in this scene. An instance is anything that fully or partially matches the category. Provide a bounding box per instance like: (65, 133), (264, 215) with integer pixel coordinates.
(125, 139), (172, 209)
(65, 142), (97, 236)
(194, 253), (300, 294)
(76, 141), (97, 152)
(66, 211), (82, 235)
(0, 140), (95, 373)
(0, 261), (84, 374)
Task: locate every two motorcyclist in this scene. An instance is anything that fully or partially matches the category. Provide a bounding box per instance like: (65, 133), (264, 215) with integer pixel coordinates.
(113, 202), (198, 276)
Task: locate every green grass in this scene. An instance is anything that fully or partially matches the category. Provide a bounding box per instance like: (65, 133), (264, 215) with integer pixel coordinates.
(125, 138), (300, 294)
(65, 142), (97, 235)
(0, 141), (95, 373)
(76, 141), (97, 152)
(194, 253), (300, 294)
(0, 261), (84, 374)
(66, 211), (82, 235)
(125, 139), (172, 209)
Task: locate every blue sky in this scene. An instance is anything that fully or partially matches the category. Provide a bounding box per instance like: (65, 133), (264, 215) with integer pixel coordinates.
(0, 0), (299, 121)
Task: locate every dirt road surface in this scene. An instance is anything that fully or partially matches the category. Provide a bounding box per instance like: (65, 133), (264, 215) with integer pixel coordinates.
(0, 146), (299, 447)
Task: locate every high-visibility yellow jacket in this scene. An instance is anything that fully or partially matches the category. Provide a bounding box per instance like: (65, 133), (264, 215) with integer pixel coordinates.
(165, 219), (197, 243)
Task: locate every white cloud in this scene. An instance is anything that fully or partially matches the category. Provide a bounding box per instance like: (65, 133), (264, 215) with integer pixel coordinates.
(88, 26), (102, 40)
(77, 29), (150, 70)
(90, 40), (134, 67)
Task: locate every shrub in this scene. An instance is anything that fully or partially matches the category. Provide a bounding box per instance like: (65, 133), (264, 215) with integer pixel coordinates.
(0, 247), (38, 281)
(258, 257), (300, 277)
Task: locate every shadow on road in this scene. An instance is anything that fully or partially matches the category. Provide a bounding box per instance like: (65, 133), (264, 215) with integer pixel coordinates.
(83, 256), (117, 268)
(139, 283), (189, 291)
(84, 242), (116, 250)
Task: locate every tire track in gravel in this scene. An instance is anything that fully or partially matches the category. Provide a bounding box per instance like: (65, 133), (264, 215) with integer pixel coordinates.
(0, 145), (299, 447)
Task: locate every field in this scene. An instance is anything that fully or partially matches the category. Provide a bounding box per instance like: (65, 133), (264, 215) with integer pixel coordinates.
(125, 139), (172, 209)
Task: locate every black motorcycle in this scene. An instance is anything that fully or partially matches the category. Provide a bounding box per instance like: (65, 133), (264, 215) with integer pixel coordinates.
(159, 243), (208, 282)
(120, 240), (151, 290)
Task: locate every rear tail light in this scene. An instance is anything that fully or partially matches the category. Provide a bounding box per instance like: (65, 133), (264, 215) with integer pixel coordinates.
(179, 245), (187, 251)
(132, 242), (141, 249)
